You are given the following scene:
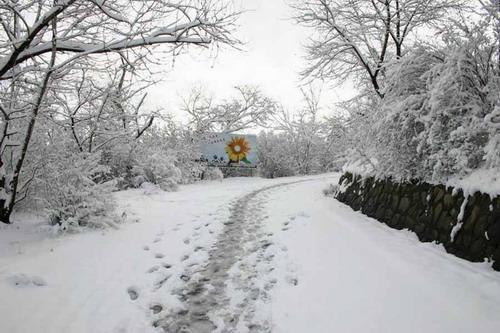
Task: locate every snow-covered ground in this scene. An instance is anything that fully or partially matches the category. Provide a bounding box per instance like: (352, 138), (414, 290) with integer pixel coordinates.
(1, 174), (500, 333)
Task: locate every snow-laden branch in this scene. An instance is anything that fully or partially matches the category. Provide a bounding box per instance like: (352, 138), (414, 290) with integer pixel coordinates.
(0, 0), (77, 78)
(12, 34), (210, 67)
(0, 1), (239, 80)
(291, 0), (465, 97)
(89, 0), (129, 23)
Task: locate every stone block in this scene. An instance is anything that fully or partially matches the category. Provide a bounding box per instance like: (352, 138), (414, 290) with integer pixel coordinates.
(443, 193), (454, 208)
(437, 214), (452, 232)
(415, 223), (426, 237)
(421, 191), (430, 207)
(398, 197), (411, 213)
(487, 220), (500, 245)
(432, 186), (445, 203)
(432, 203), (443, 223)
(392, 195), (400, 210)
(473, 216), (488, 239)
(492, 247), (500, 271)
(404, 216), (417, 229)
(438, 233), (450, 245)
(449, 207), (459, 220)
(470, 238), (486, 260)
(375, 206), (385, 220)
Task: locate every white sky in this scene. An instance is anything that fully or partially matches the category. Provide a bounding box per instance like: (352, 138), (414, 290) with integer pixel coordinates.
(146, 0), (356, 122)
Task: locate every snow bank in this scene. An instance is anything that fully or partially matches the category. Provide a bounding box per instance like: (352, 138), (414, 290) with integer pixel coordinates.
(445, 167), (500, 198)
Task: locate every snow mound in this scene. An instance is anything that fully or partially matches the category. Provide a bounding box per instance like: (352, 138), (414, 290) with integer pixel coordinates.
(446, 168), (500, 198)
(140, 182), (162, 195)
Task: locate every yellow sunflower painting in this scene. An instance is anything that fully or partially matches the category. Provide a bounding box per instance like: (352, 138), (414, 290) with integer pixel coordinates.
(225, 136), (251, 164)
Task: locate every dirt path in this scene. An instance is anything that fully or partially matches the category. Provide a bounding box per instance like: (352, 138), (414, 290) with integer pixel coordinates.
(156, 181), (305, 333)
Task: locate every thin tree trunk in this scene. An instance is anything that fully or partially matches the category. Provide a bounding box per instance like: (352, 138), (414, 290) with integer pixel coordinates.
(0, 16), (58, 224)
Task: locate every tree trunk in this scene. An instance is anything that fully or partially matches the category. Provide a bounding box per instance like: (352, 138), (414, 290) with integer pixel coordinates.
(0, 203), (11, 224)
(0, 159), (12, 223)
(0, 17), (58, 225)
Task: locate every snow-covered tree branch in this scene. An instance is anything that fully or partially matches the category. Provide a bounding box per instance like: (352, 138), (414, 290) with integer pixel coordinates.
(183, 85), (279, 134)
(0, 0), (239, 79)
(290, 0), (464, 97)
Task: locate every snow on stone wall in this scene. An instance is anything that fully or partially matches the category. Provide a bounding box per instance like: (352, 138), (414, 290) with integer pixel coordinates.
(335, 172), (500, 271)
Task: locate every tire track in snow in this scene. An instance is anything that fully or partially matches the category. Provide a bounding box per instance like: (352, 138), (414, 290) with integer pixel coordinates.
(156, 180), (310, 333)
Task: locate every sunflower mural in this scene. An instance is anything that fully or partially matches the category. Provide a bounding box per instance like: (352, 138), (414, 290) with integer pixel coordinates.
(225, 136), (252, 164)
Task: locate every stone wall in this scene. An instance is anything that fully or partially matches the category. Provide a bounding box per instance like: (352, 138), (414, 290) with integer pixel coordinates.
(335, 172), (500, 271)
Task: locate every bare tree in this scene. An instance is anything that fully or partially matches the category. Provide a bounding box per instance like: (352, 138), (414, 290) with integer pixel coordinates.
(0, 0), (239, 223)
(49, 57), (160, 154)
(291, 0), (464, 97)
(182, 85), (278, 134)
(273, 87), (329, 174)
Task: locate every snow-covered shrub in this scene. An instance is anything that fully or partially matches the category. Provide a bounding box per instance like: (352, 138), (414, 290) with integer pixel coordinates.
(38, 152), (118, 231)
(421, 42), (494, 180)
(99, 142), (137, 190)
(257, 132), (297, 178)
(372, 47), (440, 180)
(98, 124), (205, 190)
(140, 182), (163, 195)
(330, 90), (381, 176)
(132, 152), (182, 191)
(134, 125), (204, 186)
(203, 167), (224, 180)
(361, 22), (500, 183)
(484, 105), (500, 168)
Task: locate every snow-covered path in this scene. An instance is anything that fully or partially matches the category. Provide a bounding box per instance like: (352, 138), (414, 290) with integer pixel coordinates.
(1, 174), (500, 333)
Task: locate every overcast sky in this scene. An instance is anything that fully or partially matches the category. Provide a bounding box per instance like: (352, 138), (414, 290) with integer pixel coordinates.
(146, 0), (356, 122)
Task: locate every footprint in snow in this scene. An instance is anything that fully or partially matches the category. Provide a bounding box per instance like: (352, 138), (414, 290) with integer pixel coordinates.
(153, 237), (162, 243)
(127, 287), (139, 300)
(147, 266), (160, 273)
(143, 245), (150, 251)
(155, 253), (165, 259)
(285, 276), (298, 286)
(7, 274), (46, 287)
(150, 304), (164, 314)
(282, 221), (291, 231)
(265, 278), (278, 290)
(261, 241), (273, 249)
